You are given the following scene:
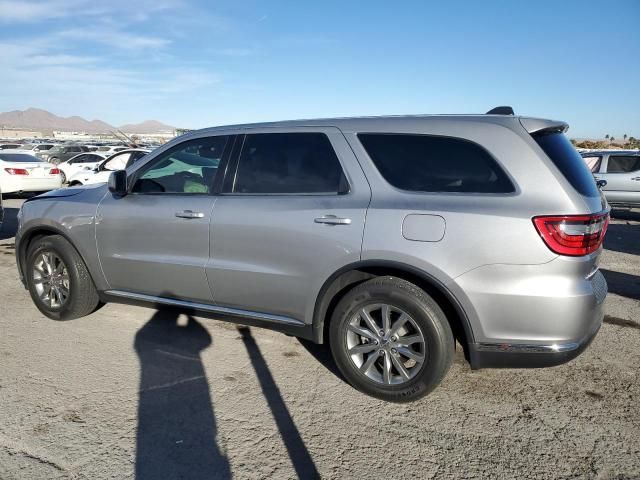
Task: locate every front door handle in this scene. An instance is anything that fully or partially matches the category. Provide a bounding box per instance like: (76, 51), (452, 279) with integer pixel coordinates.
(314, 215), (351, 225)
(175, 210), (205, 219)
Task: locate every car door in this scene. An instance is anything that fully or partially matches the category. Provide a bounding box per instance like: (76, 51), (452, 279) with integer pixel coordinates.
(207, 128), (371, 324)
(96, 134), (232, 302)
(597, 154), (640, 205)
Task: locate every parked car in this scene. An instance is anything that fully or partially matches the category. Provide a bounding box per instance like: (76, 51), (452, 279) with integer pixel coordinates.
(57, 153), (107, 184)
(15, 111), (608, 402)
(38, 145), (90, 164)
(0, 143), (22, 150)
(16, 144), (57, 155)
(94, 145), (128, 155)
(67, 149), (149, 186)
(0, 151), (62, 194)
(580, 150), (640, 208)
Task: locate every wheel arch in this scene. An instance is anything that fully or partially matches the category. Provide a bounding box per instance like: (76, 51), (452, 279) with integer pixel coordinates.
(312, 260), (475, 359)
(18, 225), (94, 287)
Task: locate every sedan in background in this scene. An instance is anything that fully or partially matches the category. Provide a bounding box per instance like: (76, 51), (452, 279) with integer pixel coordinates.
(67, 149), (149, 186)
(15, 144), (57, 155)
(0, 151), (63, 194)
(57, 152), (107, 184)
(94, 145), (128, 156)
(581, 150), (640, 207)
(38, 145), (89, 164)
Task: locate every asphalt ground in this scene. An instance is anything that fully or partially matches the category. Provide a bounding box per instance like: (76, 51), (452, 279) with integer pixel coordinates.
(1, 196), (638, 479)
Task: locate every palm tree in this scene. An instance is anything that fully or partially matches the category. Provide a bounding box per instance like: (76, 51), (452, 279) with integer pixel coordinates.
(624, 134), (628, 143)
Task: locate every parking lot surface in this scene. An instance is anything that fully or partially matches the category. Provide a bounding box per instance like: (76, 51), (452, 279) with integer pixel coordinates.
(1, 197), (639, 479)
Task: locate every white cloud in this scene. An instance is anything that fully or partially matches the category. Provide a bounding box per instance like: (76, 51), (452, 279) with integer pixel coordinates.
(0, 0), (182, 23)
(0, 39), (219, 124)
(57, 28), (171, 51)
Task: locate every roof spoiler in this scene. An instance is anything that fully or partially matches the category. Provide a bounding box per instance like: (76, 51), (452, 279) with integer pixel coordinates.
(486, 106), (514, 115)
(519, 117), (569, 134)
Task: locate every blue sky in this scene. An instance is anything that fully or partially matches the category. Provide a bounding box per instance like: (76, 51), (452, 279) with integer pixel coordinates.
(0, 0), (638, 137)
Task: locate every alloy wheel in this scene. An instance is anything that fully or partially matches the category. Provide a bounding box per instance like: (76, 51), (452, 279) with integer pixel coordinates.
(32, 251), (70, 308)
(346, 303), (426, 385)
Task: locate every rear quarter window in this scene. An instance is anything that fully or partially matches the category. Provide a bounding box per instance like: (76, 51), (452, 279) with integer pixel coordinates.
(532, 132), (599, 198)
(358, 133), (514, 193)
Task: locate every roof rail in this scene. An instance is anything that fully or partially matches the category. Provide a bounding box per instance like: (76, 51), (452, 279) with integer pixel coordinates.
(486, 106), (515, 115)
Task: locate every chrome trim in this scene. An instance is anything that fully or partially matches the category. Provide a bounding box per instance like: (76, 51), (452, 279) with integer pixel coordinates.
(476, 341), (580, 354)
(105, 290), (306, 327)
(476, 319), (602, 354)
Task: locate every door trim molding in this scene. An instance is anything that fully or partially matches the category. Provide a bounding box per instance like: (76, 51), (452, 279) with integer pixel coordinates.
(105, 290), (306, 326)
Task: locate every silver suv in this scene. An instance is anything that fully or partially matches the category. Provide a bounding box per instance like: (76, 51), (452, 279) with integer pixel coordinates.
(15, 111), (609, 402)
(581, 150), (640, 207)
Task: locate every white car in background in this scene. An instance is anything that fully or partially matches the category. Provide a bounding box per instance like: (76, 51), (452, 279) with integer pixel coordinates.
(94, 145), (128, 156)
(57, 152), (107, 184)
(0, 151), (63, 194)
(15, 143), (57, 155)
(67, 149), (149, 186)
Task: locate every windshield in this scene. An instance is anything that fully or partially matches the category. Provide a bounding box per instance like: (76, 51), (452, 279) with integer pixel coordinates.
(0, 153), (43, 163)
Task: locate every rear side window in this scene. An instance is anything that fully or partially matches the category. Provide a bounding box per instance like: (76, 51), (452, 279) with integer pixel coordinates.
(532, 132), (599, 198)
(606, 155), (640, 173)
(358, 133), (514, 193)
(232, 133), (348, 194)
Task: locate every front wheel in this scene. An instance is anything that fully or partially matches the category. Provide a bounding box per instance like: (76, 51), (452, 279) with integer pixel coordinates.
(329, 276), (454, 402)
(25, 235), (101, 320)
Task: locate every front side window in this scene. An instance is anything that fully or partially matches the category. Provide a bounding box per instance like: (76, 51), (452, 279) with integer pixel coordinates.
(103, 152), (132, 171)
(132, 136), (229, 194)
(232, 133), (347, 194)
(581, 155), (602, 173)
(606, 155), (640, 173)
(359, 133), (514, 193)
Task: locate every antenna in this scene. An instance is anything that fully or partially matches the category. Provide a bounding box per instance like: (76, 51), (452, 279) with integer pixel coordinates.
(486, 106), (515, 115)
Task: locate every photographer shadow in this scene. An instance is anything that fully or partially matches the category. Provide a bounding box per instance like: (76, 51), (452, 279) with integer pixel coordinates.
(134, 307), (231, 480)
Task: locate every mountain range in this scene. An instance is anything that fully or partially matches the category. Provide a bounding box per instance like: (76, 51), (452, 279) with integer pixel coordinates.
(0, 108), (175, 134)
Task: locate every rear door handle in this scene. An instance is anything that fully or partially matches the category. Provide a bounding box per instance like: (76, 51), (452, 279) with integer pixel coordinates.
(632, 177), (640, 181)
(314, 215), (351, 225)
(175, 210), (205, 219)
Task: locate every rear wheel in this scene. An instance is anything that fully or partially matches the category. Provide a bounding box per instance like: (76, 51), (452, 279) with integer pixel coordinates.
(329, 276), (454, 402)
(60, 171), (67, 184)
(25, 235), (100, 320)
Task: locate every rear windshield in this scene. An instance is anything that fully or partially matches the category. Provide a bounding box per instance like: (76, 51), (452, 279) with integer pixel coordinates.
(533, 132), (599, 198)
(0, 153), (41, 162)
(358, 133), (514, 193)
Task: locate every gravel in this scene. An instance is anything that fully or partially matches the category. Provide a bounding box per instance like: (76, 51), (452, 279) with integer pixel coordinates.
(1, 197), (638, 479)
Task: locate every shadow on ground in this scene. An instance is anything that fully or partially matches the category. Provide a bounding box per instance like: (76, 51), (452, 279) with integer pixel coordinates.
(600, 269), (640, 301)
(134, 306), (319, 480)
(0, 208), (19, 241)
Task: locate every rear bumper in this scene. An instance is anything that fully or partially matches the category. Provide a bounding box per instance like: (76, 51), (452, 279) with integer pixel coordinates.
(452, 260), (607, 369)
(468, 316), (602, 368)
(0, 176), (62, 193)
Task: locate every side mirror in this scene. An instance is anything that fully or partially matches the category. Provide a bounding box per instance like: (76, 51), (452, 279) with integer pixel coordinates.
(596, 179), (607, 189)
(108, 170), (128, 196)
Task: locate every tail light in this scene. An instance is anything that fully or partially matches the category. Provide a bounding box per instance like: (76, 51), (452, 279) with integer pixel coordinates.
(49, 168), (61, 175)
(4, 168), (29, 175)
(533, 212), (609, 256)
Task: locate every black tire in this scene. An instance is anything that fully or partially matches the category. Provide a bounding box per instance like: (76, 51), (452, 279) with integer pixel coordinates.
(329, 276), (454, 403)
(49, 157), (59, 165)
(25, 235), (100, 320)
